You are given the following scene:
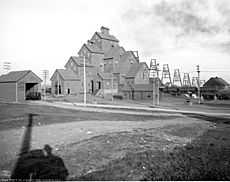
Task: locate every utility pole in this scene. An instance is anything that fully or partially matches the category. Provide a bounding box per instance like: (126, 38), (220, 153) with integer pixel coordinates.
(156, 63), (160, 105)
(3, 62), (11, 74)
(57, 72), (59, 96)
(83, 56), (86, 106)
(197, 65), (201, 104)
(42, 70), (49, 100)
(111, 70), (113, 102)
(150, 59), (159, 106)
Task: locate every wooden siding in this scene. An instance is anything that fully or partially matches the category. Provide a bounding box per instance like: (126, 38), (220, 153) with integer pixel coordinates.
(0, 82), (16, 102)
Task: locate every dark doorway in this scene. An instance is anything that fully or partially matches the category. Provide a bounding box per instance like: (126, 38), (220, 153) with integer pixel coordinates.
(59, 85), (61, 94)
(25, 83), (40, 100)
(91, 80), (94, 93)
(67, 89), (70, 94)
(98, 82), (101, 89)
(55, 84), (61, 94)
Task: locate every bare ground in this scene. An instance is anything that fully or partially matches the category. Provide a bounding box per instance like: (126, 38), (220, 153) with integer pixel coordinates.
(0, 101), (212, 179)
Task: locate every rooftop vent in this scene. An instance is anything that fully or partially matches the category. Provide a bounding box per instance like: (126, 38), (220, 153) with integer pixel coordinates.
(87, 40), (95, 45)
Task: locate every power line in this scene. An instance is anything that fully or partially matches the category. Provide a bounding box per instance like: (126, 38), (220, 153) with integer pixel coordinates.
(154, 41), (230, 54)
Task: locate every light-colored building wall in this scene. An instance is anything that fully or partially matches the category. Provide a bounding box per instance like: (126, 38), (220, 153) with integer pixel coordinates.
(63, 80), (81, 94)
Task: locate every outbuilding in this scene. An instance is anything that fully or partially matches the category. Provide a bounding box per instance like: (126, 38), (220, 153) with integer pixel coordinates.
(0, 70), (42, 102)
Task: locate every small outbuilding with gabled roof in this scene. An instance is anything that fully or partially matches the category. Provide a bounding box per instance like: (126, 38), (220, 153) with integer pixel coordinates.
(0, 70), (42, 102)
(50, 69), (81, 95)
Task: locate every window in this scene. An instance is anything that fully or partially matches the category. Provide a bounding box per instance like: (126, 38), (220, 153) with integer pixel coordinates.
(71, 62), (73, 67)
(106, 82), (109, 86)
(74, 66), (76, 70)
(143, 72), (145, 79)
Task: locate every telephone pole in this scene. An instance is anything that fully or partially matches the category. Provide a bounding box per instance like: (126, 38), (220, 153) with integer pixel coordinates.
(150, 59), (160, 106)
(197, 65), (201, 104)
(156, 63), (160, 105)
(42, 70), (49, 100)
(3, 62), (11, 74)
(83, 56), (86, 106)
(111, 70), (114, 102)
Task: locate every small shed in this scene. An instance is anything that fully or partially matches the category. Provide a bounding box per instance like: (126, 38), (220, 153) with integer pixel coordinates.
(0, 70), (42, 102)
(50, 69), (81, 95)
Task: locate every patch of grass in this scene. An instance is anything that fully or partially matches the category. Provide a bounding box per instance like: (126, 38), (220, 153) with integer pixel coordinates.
(76, 124), (230, 181)
(0, 102), (180, 131)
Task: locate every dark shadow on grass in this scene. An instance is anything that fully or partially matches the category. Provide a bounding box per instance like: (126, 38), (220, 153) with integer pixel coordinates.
(11, 114), (68, 181)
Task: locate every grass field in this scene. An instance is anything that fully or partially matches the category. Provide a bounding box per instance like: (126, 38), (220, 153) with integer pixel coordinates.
(0, 100), (230, 180)
(77, 114), (230, 180)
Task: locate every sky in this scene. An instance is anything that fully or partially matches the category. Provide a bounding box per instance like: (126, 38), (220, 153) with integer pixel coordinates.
(0, 0), (230, 84)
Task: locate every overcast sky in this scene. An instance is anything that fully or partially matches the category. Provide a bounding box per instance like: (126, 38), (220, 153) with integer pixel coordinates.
(0, 0), (230, 84)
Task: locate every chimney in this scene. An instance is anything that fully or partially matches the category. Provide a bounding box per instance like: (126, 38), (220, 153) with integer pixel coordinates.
(101, 26), (110, 35)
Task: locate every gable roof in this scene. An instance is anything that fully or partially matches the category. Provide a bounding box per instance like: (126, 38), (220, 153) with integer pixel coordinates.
(95, 32), (119, 42)
(51, 69), (79, 81)
(97, 72), (117, 80)
(84, 43), (104, 54)
(203, 77), (229, 87)
(125, 62), (147, 78)
(65, 56), (94, 68)
(113, 51), (138, 74)
(104, 46), (125, 60)
(0, 70), (42, 83)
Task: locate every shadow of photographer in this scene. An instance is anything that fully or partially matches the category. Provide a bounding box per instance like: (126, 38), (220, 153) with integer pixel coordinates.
(11, 114), (68, 181)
